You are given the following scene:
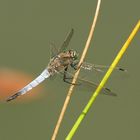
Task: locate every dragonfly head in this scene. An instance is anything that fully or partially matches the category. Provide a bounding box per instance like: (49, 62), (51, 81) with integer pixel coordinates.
(69, 50), (78, 60)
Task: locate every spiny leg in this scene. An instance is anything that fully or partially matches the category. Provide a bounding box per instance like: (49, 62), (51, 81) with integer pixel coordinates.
(71, 60), (83, 71)
(63, 67), (80, 85)
(63, 67), (73, 84)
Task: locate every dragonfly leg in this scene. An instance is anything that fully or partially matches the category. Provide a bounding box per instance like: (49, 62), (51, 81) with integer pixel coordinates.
(71, 61), (78, 70)
(63, 67), (80, 85)
(71, 60), (82, 71)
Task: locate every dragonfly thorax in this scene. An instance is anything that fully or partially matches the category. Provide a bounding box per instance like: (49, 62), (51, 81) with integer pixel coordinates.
(47, 50), (78, 75)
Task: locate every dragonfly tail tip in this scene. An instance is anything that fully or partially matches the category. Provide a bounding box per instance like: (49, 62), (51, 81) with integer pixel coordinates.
(6, 92), (21, 102)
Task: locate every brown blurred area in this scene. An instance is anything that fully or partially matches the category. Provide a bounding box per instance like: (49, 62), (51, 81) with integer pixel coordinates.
(0, 68), (42, 102)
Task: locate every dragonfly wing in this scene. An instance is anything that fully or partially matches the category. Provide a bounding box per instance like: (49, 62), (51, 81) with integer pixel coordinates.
(59, 71), (117, 96)
(81, 62), (104, 73)
(59, 28), (74, 53)
(81, 62), (127, 72)
(78, 78), (117, 96)
(50, 43), (59, 59)
(6, 69), (50, 102)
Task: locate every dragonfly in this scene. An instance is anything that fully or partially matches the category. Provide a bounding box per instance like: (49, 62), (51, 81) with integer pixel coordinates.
(6, 29), (126, 102)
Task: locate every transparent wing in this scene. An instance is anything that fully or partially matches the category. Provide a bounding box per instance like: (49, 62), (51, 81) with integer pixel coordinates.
(77, 78), (117, 96)
(81, 62), (127, 73)
(59, 71), (117, 96)
(49, 29), (74, 59)
(58, 28), (74, 53)
(6, 69), (50, 102)
(50, 43), (59, 58)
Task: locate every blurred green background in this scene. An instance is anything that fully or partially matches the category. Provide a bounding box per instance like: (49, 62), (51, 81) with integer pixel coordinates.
(0, 0), (140, 140)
